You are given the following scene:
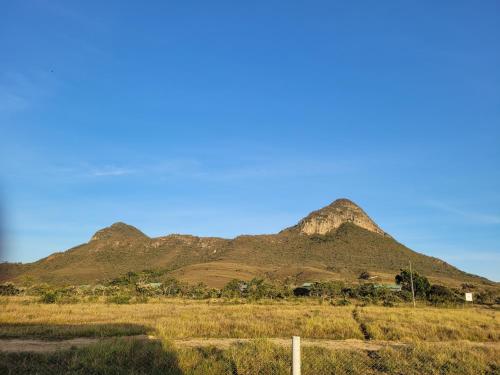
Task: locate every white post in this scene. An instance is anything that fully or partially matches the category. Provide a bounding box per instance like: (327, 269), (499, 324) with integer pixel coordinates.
(292, 336), (301, 375)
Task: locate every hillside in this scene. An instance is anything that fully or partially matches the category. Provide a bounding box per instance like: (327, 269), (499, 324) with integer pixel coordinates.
(0, 199), (494, 287)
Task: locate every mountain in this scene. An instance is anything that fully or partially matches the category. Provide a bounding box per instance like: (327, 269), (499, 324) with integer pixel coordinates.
(0, 198), (494, 287)
(283, 198), (388, 236)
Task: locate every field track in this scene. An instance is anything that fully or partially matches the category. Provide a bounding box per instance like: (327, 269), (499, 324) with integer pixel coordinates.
(1, 335), (498, 353)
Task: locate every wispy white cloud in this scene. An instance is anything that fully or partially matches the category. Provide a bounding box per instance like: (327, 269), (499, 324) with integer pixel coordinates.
(184, 160), (350, 181)
(0, 90), (29, 112)
(91, 167), (135, 177)
(0, 71), (58, 114)
(51, 158), (348, 181)
(425, 200), (500, 224)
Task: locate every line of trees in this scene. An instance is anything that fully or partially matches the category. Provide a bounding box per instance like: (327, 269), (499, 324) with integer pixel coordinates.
(1, 268), (498, 306)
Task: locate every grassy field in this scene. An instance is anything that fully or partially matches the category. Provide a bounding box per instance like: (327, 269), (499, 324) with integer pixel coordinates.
(0, 296), (499, 374)
(1, 337), (497, 375)
(1, 297), (498, 341)
(358, 305), (499, 342)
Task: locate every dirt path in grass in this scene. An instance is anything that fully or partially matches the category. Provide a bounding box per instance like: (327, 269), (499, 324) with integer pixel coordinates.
(0, 336), (498, 353)
(352, 307), (372, 340)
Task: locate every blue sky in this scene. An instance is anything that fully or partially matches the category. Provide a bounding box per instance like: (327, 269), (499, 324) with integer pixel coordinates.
(1, 1), (499, 281)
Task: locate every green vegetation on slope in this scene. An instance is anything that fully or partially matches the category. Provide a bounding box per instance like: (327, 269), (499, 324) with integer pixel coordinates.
(2, 223), (492, 288)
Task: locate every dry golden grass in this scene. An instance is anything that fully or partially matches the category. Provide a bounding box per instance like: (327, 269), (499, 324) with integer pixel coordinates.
(358, 305), (500, 342)
(1, 297), (499, 374)
(1, 297), (499, 344)
(155, 302), (361, 340)
(0, 297), (362, 340)
(1, 338), (498, 374)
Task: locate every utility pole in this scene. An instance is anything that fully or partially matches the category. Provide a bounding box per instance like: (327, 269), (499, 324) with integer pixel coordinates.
(409, 260), (416, 308)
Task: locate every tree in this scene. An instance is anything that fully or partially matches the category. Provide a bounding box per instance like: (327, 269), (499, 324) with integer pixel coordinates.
(395, 269), (430, 298)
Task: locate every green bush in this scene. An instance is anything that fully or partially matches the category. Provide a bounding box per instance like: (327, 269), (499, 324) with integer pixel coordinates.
(221, 279), (246, 298)
(474, 289), (500, 305)
(309, 281), (345, 298)
(427, 284), (460, 305)
(395, 269), (430, 298)
(40, 291), (58, 304)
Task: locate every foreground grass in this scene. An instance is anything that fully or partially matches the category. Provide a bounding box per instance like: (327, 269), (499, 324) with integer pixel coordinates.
(358, 306), (500, 342)
(0, 338), (181, 375)
(0, 338), (498, 375)
(1, 297), (499, 374)
(1, 297), (498, 342)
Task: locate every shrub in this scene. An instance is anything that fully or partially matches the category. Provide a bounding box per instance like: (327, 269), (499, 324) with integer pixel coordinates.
(135, 282), (163, 296)
(40, 291), (58, 304)
(356, 283), (377, 298)
(309, 281), (344, 298)
(222, 279), (246, 298)
(475, 290), (499, 305)
(246, 278), (285, 299)
(185, 282), (209, 299)
(0, 283), (20, 296)
(161, 278), (184, 296)
(427, 284), (460, 305)
(27, 283), (52, 296)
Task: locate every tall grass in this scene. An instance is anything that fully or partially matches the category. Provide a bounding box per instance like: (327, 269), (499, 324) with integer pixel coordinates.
(155, 303), (361, 339)
(358, 306), (500, 342)
(0, 297), (362, 340)
(1, 297), (499, 374)
(1, 297), (498, 342)
(0, 338), (498, 375)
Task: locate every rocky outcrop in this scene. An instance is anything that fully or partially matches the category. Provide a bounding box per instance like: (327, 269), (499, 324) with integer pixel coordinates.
(285, 198), (388, 236)
(90, 222), (148, 242)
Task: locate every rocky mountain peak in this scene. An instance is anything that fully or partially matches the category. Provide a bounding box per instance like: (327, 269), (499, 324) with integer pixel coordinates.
(90, 222), (148, 242)
(286, 198), (388, 236)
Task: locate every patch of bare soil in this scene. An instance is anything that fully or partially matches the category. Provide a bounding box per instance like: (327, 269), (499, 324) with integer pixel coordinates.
(0, 336), (498, 353)
(0, 335), (152, 353)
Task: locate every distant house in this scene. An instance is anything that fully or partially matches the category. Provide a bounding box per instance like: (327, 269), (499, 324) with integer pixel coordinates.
(374, 284), (402, 292)
(135, 282), (163, 295)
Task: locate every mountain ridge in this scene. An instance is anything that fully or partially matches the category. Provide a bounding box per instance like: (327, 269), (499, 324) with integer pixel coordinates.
(0, 198), (495, 287)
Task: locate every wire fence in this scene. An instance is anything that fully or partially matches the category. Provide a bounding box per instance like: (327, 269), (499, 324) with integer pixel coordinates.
(1, 334), (497, 374)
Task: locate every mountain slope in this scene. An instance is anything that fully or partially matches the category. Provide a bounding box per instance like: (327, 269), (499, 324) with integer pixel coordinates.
(0, 199), (494, 287)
